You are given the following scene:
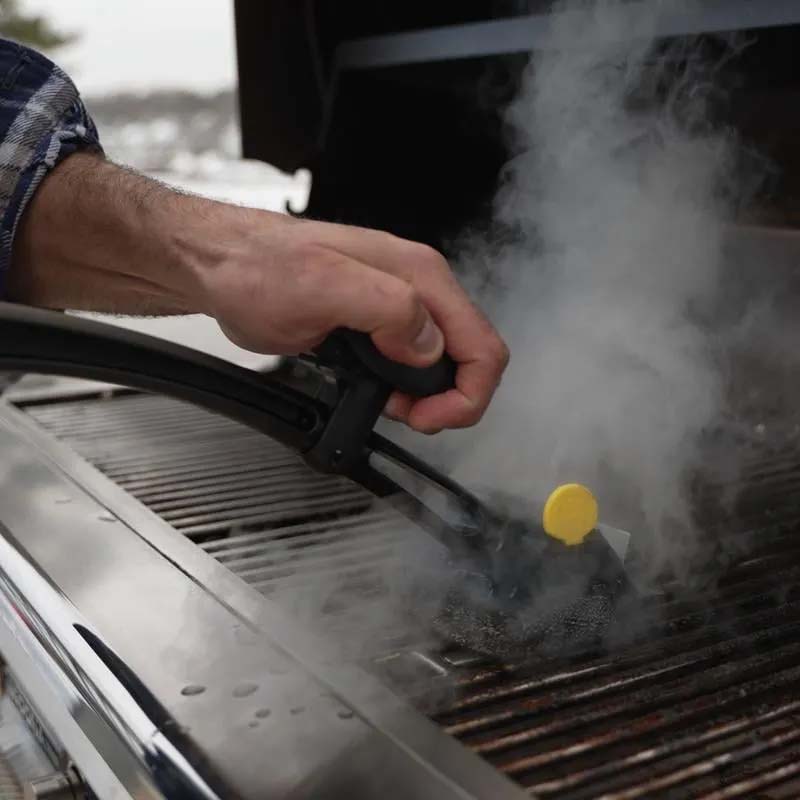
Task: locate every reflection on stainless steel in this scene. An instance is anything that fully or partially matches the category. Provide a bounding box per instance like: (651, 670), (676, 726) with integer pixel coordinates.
(335, 1), (800, 70)
(4, 673), (70, 782)
(0, 680), (58, 797)
(23, 770), (83, 799)
(0, 519), (218, 800)
(0, 403), (524, 799)
(0, 770), (21, 800)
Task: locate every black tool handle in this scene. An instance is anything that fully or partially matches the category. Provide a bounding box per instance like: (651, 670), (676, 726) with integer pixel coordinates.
(317, 329), (457, 396)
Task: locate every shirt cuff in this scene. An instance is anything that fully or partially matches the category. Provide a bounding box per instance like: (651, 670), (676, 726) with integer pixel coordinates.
(0, 41), (103, 295)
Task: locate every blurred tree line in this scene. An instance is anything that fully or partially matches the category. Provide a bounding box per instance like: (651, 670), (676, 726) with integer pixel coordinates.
(0, 0), (72, 50)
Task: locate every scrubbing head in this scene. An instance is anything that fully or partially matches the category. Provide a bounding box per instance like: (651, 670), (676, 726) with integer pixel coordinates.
(433, 485), (633, 656)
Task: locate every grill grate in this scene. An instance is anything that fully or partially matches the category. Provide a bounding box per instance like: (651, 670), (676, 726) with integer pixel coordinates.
(25, 393), (407, 590)
(21, 390), (800, 799)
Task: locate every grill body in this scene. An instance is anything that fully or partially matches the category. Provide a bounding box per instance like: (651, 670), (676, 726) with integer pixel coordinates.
(2, 378), (797, 799)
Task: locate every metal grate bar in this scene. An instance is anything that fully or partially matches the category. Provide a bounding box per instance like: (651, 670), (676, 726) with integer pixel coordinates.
(527, 697), (800, 797)
(207, 523), (401, 567)
(163, 485), (367, 529)
(94, 434), (268, 471)
(199, 509), (397, 553)
(177, 496), (375, 540)
(458, 637), (800, 755)
(116, 455), (299, 491)
(154, 476), (356, 518)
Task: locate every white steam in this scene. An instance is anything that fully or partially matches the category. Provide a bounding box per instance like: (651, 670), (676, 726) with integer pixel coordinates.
(436, 0), (743, 577)
(286, 0), (757, 673)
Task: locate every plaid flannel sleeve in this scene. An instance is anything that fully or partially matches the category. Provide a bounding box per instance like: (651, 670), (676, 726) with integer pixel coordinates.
(0, 39), (102, 294)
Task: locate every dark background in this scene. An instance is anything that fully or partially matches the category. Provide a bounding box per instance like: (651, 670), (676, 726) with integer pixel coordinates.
(235, 2), (800, 252)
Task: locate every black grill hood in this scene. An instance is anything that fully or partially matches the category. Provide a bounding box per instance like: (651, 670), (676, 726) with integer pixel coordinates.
(234, 2), (800, 250)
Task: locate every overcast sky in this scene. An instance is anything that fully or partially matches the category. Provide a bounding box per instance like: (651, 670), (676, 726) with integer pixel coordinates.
(24, 0), (237, 96)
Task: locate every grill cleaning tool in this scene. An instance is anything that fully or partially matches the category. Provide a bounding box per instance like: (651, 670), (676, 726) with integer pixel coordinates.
(0, 304), (633, 652)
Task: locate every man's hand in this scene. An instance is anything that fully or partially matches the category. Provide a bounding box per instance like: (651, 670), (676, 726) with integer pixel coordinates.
(8, 153), (509, 433)
(195, 214), (509, 432)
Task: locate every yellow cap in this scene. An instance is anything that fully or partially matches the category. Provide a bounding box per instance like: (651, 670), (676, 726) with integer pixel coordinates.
(542, 483), (599, 546)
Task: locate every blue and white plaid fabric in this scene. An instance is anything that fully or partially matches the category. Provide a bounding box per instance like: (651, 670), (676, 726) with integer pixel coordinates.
(0, 40), (101, 294)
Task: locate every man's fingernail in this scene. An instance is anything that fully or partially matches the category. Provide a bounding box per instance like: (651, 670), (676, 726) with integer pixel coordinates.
(384, 395), (402, 419)
(412, 317), (443, 356)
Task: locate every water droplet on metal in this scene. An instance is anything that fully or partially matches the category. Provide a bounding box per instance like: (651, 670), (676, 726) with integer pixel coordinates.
(290, 706), (306, 715)
(255, 708), (271, 719)
(181, 684), (206, 697)
(248, 721), (259, 729)
(232, 682), (258, 698)
(337, 709), (355, 720)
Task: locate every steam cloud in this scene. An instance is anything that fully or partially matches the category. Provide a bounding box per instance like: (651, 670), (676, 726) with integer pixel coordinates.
(424, 0), (749, 580)
(286, 0), (761, 680)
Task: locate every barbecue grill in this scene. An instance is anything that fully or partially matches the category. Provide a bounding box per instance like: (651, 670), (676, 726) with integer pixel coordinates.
(3, 3), (800, 799)
(3, 311), (800, 799)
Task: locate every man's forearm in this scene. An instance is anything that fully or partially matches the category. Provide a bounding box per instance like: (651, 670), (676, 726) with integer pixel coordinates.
(8, 150), (509, 433)
(8, 152), (241, 315)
